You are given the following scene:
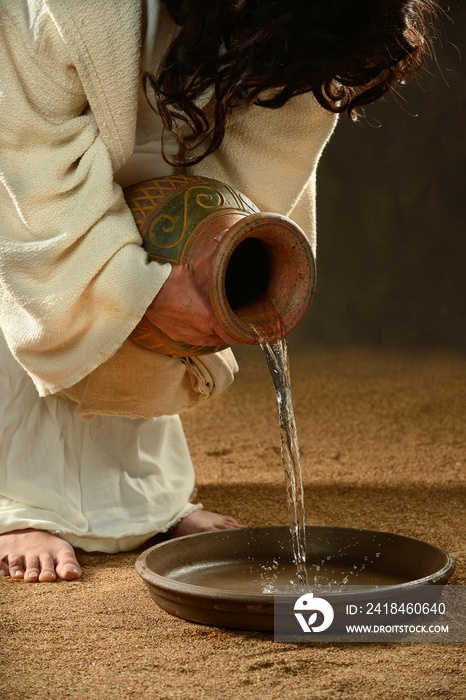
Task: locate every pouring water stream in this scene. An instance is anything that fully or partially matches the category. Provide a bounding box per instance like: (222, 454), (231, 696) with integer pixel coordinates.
(251, 327), (309, 586)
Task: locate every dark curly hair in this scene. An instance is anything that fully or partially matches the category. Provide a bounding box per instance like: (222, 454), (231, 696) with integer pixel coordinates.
(144, 0), (440, 165)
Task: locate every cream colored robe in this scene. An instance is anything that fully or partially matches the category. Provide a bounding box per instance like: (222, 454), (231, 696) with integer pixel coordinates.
(0, 0), (336, 550)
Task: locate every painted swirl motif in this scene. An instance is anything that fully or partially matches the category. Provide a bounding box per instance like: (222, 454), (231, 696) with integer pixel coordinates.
(147, 186), (226, 252)
(194, 186), (225, 210)
(148, 214), (180, 249)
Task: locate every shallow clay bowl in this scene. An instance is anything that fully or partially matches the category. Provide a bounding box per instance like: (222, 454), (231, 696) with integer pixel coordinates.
(135, 526), (455, 632)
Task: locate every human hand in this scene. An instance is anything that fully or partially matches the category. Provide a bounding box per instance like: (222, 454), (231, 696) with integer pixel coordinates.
(144, 240), (237, 347)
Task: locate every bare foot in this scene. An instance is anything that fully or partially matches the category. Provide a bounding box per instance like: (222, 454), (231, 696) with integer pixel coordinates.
(0, 529), (82, 583)
(169, 509), (244, 538)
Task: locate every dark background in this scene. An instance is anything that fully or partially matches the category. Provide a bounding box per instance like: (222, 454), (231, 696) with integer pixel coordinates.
(295, 3), (465, 352)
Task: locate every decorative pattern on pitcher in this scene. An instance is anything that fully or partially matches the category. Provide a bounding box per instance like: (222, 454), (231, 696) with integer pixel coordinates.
(147, 185), (226, 253)
(126, 175), (200, 229)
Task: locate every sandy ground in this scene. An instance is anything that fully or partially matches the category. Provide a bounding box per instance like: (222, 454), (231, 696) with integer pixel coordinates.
(1, 343), (465, 699)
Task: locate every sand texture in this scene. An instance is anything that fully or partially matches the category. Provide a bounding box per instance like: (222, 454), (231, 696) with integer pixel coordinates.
(1, 345), (465, 699)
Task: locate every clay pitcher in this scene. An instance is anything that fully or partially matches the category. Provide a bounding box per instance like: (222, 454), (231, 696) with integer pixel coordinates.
(124, 175), (315, 356)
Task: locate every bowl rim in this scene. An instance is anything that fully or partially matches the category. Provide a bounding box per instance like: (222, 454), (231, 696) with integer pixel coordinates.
(135, 525), (456, 603)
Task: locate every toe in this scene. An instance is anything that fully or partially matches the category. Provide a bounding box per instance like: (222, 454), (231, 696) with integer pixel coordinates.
(24, 555), (40, 582)
(38, 553), (57, 582)
(57, 563), (82, 581)
(7, 554), (25, 579)
(224, 517), (244, 528)
(55, 551), (82, 581)
(11, 569), (25, 579)
(39, 570), (57, 582)
(215, 516), (244, 530)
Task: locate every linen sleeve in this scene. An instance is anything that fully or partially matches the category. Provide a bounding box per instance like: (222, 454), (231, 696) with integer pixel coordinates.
(0, 6), (170, 396)
(190, 92), (337, 255)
